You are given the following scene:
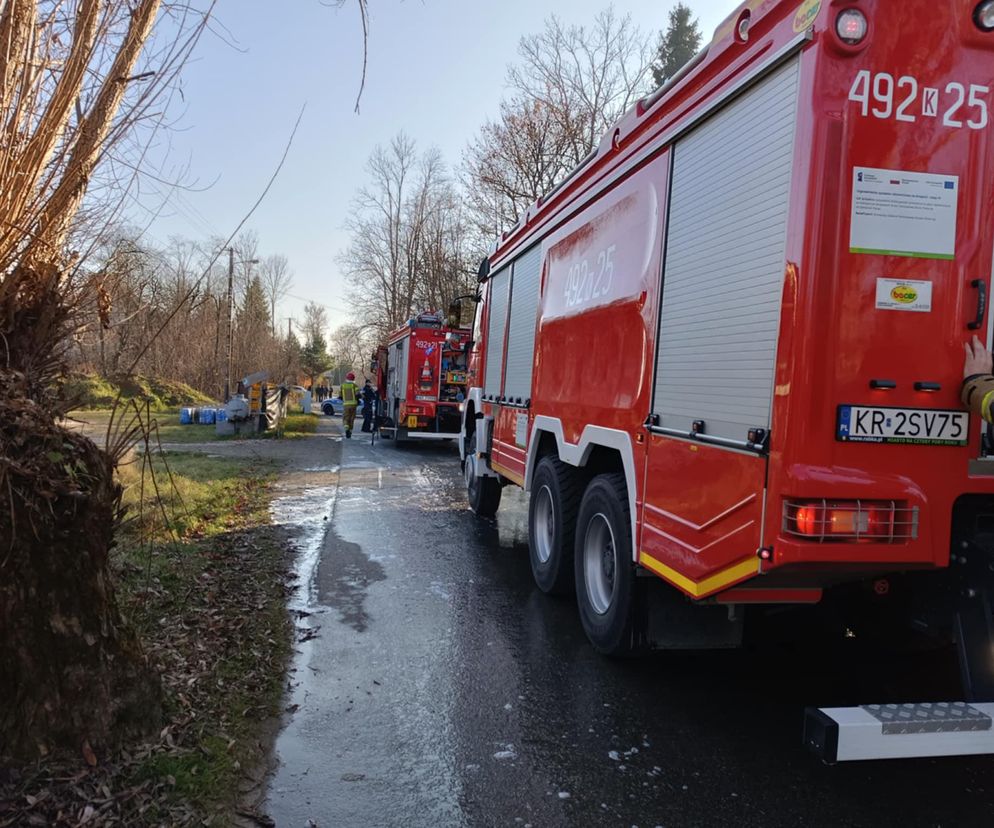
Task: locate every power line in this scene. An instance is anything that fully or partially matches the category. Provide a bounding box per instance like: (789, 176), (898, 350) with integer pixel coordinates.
(285, 291), (352, 315)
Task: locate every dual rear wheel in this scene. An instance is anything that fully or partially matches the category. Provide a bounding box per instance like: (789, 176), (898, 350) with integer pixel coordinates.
(528, 458), (641, 655)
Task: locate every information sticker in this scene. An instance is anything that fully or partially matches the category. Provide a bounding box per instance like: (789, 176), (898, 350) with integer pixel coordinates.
(515, 413), (528, 448)
(850, 167), (958, 260)
(875, 278), (933, 313)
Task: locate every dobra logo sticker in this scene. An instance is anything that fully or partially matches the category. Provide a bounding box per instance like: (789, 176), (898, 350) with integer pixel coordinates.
(876, 277), (932, 313)
(793, 0), (822, 32)
(890, 284), (918, 304)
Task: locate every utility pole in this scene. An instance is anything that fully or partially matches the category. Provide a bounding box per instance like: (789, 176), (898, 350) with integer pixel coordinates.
(222, 250), (259, 400)
(224, 247), (234, 402)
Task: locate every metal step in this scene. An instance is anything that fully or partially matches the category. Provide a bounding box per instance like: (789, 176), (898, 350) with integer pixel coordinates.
(804, 701), (994, 762)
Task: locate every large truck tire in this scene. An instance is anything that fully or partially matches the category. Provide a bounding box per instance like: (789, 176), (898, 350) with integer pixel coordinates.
(528, 456), (581, 595)
(575, 473), (644, 656)
(465, 432), (501, 517)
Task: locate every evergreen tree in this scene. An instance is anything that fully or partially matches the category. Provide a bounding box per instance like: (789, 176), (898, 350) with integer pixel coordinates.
(238, 275), (271, 333)
(234, 275), (272, 377)
(300, 333), (334, 388)
(651, 4), (702, 88)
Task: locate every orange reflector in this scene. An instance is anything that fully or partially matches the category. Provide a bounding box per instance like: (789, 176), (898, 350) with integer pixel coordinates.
(795, 505), (823, 536)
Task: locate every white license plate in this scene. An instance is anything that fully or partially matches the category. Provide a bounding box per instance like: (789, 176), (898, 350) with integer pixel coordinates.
(837, 405), (968, 446)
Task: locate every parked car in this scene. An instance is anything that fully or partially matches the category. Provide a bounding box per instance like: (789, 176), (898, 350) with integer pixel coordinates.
(322, 396), (378, 419)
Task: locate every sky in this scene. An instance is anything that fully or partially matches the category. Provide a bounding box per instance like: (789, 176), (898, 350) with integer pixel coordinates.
(138, 0), (733, 333)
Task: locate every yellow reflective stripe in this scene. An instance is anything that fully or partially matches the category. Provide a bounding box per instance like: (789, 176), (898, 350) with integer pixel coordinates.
(490, 461), (525, 488)
(638, 553), (760, 599)
(981, 390), (994, 423)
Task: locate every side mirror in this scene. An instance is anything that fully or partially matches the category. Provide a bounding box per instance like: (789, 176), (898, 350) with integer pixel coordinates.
(447, 298), (462, 328)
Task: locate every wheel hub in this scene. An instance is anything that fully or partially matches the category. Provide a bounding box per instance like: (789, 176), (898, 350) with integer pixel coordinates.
(465, 453), (478, 496)
(533, 485), (555, 564)
(583, 512), (618, 616)
(601, 546), (615, 581)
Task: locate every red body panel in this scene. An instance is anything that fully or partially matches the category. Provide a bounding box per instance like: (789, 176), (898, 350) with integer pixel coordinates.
(472, 0), (994, 600)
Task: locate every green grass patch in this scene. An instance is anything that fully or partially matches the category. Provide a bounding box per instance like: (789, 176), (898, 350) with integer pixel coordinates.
(68, 408), (317, 446)
(65, 372), (215, 412)
(112, 452), (292, 818)
(134, 736), (236, 804)
(147, 418), (227, 445)
(118, 451), (270, 539)
(258, 412), (319, 439)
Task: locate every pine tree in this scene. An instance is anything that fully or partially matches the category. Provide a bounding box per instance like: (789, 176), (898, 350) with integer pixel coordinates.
(238, 275), (271, 333)
(300, 333), (333, 388)
(651, 4), (702, 88)
(234, 275), (272, 379)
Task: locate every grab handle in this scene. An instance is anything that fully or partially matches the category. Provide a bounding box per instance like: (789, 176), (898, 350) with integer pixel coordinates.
(969, 279), (987, 331)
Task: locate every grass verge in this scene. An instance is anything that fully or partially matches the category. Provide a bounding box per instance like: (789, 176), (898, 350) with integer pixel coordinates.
(65, 409), (320, 445)
(64, 372), (215, 411)
(258, 413), (319, 439)
(118, 452), (291, 821)
(0, 451), (294, 825)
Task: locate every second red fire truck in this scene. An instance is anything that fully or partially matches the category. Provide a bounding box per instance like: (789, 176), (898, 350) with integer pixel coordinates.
(375, 312), (471, 442)
(458, 0), (994, 760)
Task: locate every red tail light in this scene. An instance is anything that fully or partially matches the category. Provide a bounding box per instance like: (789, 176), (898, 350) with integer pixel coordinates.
(784, 500), (917, 543)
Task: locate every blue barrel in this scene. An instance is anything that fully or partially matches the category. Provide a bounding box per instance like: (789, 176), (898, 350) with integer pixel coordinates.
(179, 407), (193, 425)
(200, 407), (216, 424)
(216, 408), (228, 423)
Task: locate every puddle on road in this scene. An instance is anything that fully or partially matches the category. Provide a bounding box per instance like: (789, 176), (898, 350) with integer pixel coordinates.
(315, 526), (386, 632)
(269, 468), (339, 612)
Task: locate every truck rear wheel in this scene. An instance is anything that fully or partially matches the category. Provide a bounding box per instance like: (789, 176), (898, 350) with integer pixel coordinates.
(575, 473), (643, 655)
(465, 432), (501, 517)
(528, 456), (580, 595)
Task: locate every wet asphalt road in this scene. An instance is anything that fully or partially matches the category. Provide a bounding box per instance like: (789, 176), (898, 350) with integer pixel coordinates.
(263, 422), (994, 827)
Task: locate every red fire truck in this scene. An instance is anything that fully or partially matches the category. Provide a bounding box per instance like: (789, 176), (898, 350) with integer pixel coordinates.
(459, 0), (994, 760)
(377, 312), (471, 442)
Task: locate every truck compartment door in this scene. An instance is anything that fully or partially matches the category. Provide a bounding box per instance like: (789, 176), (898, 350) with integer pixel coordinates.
(641, 56), (800, 596)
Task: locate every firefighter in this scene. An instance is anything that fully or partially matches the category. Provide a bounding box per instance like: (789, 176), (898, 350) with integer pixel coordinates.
(360, 379), (376, 433)
(963, 335), (994, 420)
(341, 372), (359, 438)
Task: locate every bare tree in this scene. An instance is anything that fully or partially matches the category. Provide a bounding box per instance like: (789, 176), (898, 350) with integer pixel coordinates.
(342, 134), (472, 340)
(232, 228), (260, 295)
(0, 0), (216, 758)
(462, 6), (653, 238)
(329, 322), (374, 382)
(509, 7), (653, 162)
(261, 253), (293, 335)
(302, 300), (330, 345)
(462, 96), (582, 239)
(341, 134), (418, 337)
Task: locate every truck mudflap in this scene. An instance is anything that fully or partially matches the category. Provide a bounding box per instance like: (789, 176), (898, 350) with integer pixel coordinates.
(804, 702), (994, 763)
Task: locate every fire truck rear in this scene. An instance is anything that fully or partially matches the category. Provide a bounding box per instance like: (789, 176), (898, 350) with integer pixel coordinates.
(459, 0), (994, 760)
(379, 312), (470, 442)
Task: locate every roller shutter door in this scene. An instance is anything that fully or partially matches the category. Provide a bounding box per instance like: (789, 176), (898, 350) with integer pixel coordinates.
(653, 57), (799, 442)
(503, 245), (542, 403)
(484, 266), (510, 397)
